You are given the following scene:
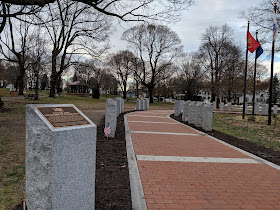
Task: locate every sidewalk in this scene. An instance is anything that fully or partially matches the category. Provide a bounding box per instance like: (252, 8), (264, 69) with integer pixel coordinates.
(125, 110), (280, 209)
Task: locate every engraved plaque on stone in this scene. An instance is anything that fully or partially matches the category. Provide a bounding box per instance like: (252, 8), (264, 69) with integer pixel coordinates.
(36, 106), (91, 128)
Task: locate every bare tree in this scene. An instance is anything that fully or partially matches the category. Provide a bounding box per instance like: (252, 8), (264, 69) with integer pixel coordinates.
(122, 23), (183, 103)
(199, 24), (233, 104)
(35, 0), (112, 97)
(108, 50), (135, 99)
(1, 0), (194, 23)
(0, 7), (44, 95)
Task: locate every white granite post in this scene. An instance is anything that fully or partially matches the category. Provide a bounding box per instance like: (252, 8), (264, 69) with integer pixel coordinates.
(105, 99), (117, 138)
(26, 104), (96, 210)
(213, 102), (216, 111)
(174, 100), (183, 116)
(136, 99), (142, 111)
(115, 98), (121, 116)
(254, 103), (259, 114)
(202, 104), (213, 131)
(182, 101), (190, 122)
(273, 105), (278, 114)
(145, 99), (149, 110)
(261, 104), (268, 115)
(195, 103), (203, 127)
(227, 102), (232, 112)
(188, 102), (196, 124)
(245, 102), (248, 114)
(142, 99), (146, 110)
(120, 98), (124, 113)
(220, 102), (224, 111)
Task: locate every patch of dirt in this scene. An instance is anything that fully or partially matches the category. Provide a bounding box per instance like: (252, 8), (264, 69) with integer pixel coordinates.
(171, 114), (280, 166)
(95, 111), (132, 210)
(0, 107), (11, 113)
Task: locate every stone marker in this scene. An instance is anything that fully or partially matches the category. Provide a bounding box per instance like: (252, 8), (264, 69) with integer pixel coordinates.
(261, 104), (268, 115)
(182, 101), (189, 122)
(136, 99), (142, 111)
(213, 102), (216, 111)
(188, 102), (196, 124)
(202, 104), (213, 131)
(195, 103), (203, 127)
(220, 102), (224, 111)
(26, 104), (96, 210)
(245, 102), (248, 114)
(142, 99), (146, 110)
(273, 105), (278, 114)
(105, 99), (117, 138)
(254, 103), (259, 114)
(145, 99), (149, 110)
(174, 100), (183, 116)
(119, 98), (124, 113)
(227, 102), (232, 112)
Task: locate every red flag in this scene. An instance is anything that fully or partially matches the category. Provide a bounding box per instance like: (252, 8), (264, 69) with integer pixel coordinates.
(247, 31), (260, 53)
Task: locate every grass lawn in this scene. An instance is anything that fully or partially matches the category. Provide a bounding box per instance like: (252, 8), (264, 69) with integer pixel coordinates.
(0, 95), (173, 209)
(213, 113), (280, 151)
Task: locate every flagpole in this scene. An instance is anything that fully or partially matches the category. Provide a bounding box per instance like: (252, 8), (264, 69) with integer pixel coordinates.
(242, 20), (250, 119)
(268, 2), (277, 125)
(252, 30), (259, 116)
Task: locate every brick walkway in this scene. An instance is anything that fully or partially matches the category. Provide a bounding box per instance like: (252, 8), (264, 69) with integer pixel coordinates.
(126, 110), (280, 209)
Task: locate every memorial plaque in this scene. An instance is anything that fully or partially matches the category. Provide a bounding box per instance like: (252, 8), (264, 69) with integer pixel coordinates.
(36, 106), (90, 128)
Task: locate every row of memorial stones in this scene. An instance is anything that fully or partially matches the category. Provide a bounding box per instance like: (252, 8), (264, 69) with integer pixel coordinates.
(174, 100), (213, 131)
(213, 102), (278, 115)
(105, 97), (125, 138)
(136, 98), (150, 111)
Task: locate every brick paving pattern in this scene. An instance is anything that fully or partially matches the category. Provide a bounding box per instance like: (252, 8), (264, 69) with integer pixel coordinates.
(127, 110), (280, 209)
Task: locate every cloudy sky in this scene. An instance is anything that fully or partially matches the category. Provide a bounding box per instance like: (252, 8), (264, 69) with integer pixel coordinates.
(109, 0), (280, 75)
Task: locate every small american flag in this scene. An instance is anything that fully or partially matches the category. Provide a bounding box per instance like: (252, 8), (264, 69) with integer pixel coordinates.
(104, 122), (111, 136)
(185, 116), (188, 122)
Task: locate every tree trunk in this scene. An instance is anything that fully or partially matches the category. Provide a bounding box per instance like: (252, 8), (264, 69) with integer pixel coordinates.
(17, 64), (25, 95)
(136, 80), (139, 98)
(148, 87), (154, 103)
(49, 73), (57, 97)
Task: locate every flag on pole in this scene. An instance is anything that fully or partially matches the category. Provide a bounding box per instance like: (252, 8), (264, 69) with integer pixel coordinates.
(256, 37), (263, 59)
(273, 8), (278, 41)
(247, 31), (260, 53)
(104, 122), (111, 137)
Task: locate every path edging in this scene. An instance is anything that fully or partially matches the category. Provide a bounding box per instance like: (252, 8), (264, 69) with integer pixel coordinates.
(168, 113), (280, 170)
(124, 114), (147, 210)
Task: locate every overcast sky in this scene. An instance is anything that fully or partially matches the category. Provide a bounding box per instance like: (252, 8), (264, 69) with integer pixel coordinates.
(109, 0), (280, 75)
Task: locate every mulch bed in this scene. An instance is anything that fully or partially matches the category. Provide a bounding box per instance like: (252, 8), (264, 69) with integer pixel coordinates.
(171, 114), (280, 166)
(95, 111), (132, 210)
(0, 107), (11, 113)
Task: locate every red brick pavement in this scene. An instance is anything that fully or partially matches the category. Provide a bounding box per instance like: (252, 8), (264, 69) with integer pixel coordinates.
(127, 111), (280, 209)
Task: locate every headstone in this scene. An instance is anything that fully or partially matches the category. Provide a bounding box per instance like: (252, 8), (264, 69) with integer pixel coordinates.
(261, 104), (268, 115)
(26, 104), (96, 210)
(195, 103), (203, 127)
(213, 102), (216, 111)
(115, 97), (121, 116)
(145, 99), (149, 110)
(120, 98), (124, 113)
(220, 102), (224, 111)
(105, 99), (117, 138)
(182, 101), (190, 122)
(136, 99), (142, 111)
(174, 100), (183, 116)
(244, 102), (248, 114)
(188, 102), (196, 124)
(202, 104), (213, 131)
(254, 103), (259, 114)
(273, 105), (278, 114)
(227, 102), (232, 112)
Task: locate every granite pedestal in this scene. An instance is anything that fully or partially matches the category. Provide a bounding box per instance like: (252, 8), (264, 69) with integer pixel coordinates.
(26, 104), (96, 210)
(105, 99), (117, 138)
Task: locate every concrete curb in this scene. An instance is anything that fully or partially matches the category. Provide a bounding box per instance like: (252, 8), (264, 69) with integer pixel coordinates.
(124, 114), (147, 210)
(168, 113), (280, 171)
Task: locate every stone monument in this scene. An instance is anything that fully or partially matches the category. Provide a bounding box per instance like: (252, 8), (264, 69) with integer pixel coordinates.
(220, 102), (224, 111)
(227, 102), (232, 112)
(195, 103), (203, 127)
(136, 99), (142, 111)
(105, 99), (117, 138)
(273, 105), (278, 115)
(202, 104), (213, 131)
(254, 103), (259, 115)
(174, 100), (183, 116)
(182, 101), (189, 122)
(188, 102), (196, 124)
(26, 104), (96, 210)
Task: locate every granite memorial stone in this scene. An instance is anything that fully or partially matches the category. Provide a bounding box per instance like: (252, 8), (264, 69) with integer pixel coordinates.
(202, 104), (213, 131)
(105, 99), (117, 138)
(26, 104), (96, 210)
(273, 105), (278, 114)
(195, 103), (203, 127)
(227, 102), (232, 112)
(220, 102), (224, 111)
(174, 100), (183, 116)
